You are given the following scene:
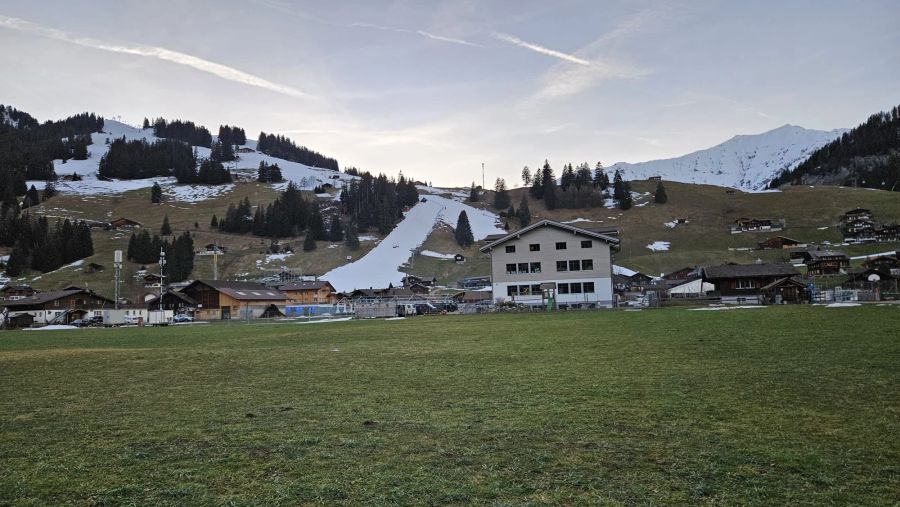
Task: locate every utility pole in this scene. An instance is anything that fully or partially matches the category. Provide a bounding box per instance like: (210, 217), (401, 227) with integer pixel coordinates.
(158, 249), (166, 302)
(212, 241), (220, 280)
(482, 162), (485, 190)
(113, 250), (122, 310)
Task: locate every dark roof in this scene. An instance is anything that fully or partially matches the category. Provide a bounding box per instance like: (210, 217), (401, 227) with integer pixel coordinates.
(808, 250), (848, 260)
(187, 280), (287, 301)
(760, 277), (807, 291)
(703, 263), (799, 280)
(1, 289), (113, 308)
(278, 281), (334, 291)
(148, 290), (199, 306)
(479, 219), (619, 252)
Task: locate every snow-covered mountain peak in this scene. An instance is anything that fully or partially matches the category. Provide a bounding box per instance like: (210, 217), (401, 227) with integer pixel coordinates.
(608, 124), (849, 191)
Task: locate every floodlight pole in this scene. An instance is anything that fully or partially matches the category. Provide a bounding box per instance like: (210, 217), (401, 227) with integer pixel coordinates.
(158, 249), (166, 302)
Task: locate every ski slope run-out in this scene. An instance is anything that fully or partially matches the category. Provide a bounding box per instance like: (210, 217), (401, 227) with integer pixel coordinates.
(324, 193), (504, 292)
(27, 120), (357, 201)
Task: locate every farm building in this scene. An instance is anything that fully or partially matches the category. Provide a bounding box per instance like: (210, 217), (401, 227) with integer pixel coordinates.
(180, 280), (288, 320)
(278, 281), (338, 304)
(757, 236), (807, 250)
(804, 251), (849, 276)
(0, 285), (37, 301)
(147, 289), (199, 313)
(702, 263), (802, 304)
(108, 217), (142, 230)
(667, 278), (715, 298)
(1, 288), (114, 326)
(662, 267), (699, 283)
(479, 219), (619, 307)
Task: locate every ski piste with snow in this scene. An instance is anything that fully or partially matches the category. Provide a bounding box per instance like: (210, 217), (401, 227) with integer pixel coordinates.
(607, 124), (848, 191)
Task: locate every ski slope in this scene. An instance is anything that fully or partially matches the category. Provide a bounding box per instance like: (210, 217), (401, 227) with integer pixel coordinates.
(324, 192), (504, 292)
(607, 124), (848, 191)
(27, 120), (356, 200)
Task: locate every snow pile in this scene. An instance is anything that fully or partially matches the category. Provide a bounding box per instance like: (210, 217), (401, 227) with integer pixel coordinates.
(324, 195), (503, 291)
(607, 124), (848, 191)
(260, 253), (294, 265)
(420, 250), (456, 260)
(646, 241), (671, 252)
(825, 302), (861, 308)
(562, 218), (594, 224)
(613, 265), (637, 277)
(165, 184), (235, 203)
(664, 220), (678, 228)
(23, 325), (79, 331)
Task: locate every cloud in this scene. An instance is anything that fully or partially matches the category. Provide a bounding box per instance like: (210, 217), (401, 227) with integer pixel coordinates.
(348, 22), (477, 47)
(492, 32), (590, 66)
(0, 14), (311, 99)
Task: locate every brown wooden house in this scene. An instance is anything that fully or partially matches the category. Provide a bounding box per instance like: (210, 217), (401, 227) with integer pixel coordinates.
(278, 281), (337, 304)
(2, 288), (114, 325)
(0, 284), (37, 301)
(180, 280), (288, 320)
(702, 263), (801, 304)
(109, 218), (142, 230)
(805, 250), (849, 276)
(758, 236), (806, 250)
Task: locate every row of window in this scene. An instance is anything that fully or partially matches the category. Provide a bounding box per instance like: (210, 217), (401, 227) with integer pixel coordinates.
(506, 281), (597, 296)
(505, 240), (593, 253)
(505, 259), (594, 274)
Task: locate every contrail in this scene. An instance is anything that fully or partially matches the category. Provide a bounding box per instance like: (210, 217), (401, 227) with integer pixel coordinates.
(0, 14), (311, 99)
(493, 32), (590, 66)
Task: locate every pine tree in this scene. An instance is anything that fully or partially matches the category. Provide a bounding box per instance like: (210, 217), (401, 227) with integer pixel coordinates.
(329, 216), (344, 242)
(521, 166), (531, 186)
(25, 185), (40, 207)
(43, 181), (57, 200)
(493, 178), (511, 210)
(517, 196), (531, 227)
(210, 214), (218, 228)
(530, 167), (543, 199)
(151, 182), (163, 204)
(5, 240), (29, 276)
(142, 117), (150, 129)
(345, 220), (360, 250)
(468, 182), (480, 202)
(541, 160), (558, 210)
(654, 181), (668, 204)
(303, 231), (317, 251)
(454, 210), (474, 247)
(160, 214), (172, 235)
(593, 162), (609, 190)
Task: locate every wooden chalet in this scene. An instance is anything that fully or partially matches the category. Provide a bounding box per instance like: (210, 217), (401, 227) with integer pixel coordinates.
(108, 217), (142, 230)
(147, 289), (199, 312)
(662, 267), (698, 282)
(874, 224), (900, 243)
(759, 277), (809, 304)
(0, 284), (37, 301)
(84, 262), (106, 274)
(142, 273), (164, 288)
(757, 236), (806, 250)
(842, 268), (898, 295)
(278, 281), (337, 304)
(2, 288), (114, 325)
(401, 275), (436, 288)
(702, 263), (801, 304)
(730, 217), (782, 234)
(843, 208), (873, 222)
(862, 252), (899, 272)
(804, 250), (849, 276)
(180, 280), (288, 320)
(459, 275), (491, 289)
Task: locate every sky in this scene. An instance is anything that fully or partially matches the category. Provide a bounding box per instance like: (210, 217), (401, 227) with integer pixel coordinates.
(1, 0), (898, 187)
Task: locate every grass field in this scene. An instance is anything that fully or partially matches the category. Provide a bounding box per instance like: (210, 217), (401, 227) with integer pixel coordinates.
(2, 307), (898, 505)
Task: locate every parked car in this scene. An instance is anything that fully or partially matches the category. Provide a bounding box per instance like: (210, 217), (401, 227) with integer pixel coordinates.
(70, 319), (85, 327)
(172, 314), (194, 323)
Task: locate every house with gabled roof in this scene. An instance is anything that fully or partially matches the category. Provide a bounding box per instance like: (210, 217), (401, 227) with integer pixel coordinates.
(702, 263), (802, 304)
(180, 280), (288, 320)
(478, 219), (619, 308)
(1, 288), (114, 326)
(278, 281), (337, 304)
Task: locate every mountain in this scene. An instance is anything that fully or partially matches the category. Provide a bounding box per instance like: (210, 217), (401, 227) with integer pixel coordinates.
(769, 104), (900, 190)
(607, 124), (848, 191)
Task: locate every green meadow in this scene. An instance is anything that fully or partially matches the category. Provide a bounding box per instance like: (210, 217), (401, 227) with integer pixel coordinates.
(1, 306), (898, 505)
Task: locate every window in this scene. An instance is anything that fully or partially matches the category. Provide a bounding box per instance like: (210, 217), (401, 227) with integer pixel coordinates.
(569, 260), (581, 271)
(529, 262), (541, 274)
(529, 243), (541, 252)
(506, 263), (517, 274)
(531, 284), (542, 294)
(556, 261), (568, 272)
(519, 285), (531, 295)
(517, 263), (529, 274)
(581, 259), (594, 271)
(581, 240), (593, 248)
(507, 286), (518, 297)
(505, 245), (516, 253)
(558, 283), (569, 294)
(736, 279), (754, 289)
(583, 282), (595, 293)
(570, 283), (583, 293)
(556, 242), (567, 250)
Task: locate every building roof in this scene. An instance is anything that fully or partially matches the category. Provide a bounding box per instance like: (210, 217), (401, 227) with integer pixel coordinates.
(278, 281), (334, 291)
(807, 250), (848, 260)
(479, 219), (619, 253)
(703, 263), (799, 280)
(759, 277), (807, 291)
(1, 289), (113, 308)
(147, 289), (200, 306)
(187, 280), (288, 301)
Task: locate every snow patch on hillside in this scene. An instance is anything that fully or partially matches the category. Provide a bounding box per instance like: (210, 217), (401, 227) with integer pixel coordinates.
(608, 124), (848, 191)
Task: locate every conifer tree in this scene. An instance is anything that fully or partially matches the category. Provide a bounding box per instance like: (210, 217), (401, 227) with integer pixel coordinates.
(345, 220), (360, 250)
(160, 214), (172, 236)
(455, 210), (474, 247)
(541, 160), (558, 210)
(654, 181), (668, 204)
(517, 196), (531, 227)
(329, 216), (344, 242)
(43, 181), (56, 200)
(303, 231), (317, 251)
(593, 162), (609, 190)
(210, 214), (218, 228)
(468, 182), (480, 202)
(493, 178), (511, 210)
(25, 185), (40, 208)
(521, 166), (531, 186)
(151, 182), (163, 204)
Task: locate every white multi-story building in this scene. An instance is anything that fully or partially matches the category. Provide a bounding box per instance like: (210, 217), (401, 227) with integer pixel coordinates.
(479, 220), (619, 308)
